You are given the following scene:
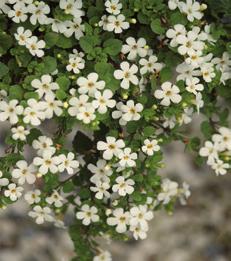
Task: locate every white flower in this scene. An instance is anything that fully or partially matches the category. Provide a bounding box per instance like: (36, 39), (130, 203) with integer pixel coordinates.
(179, 182), (191, 205)
(33, 150), (60, 175)
(23, 99), (46, 126)
(26, 36), (45, 57)
(8, 0), (33, 4)
(166, 24), (186, 48)
(29, 205), (53, 224)
(157, 179), (179, 204)
(114, 61), (138, 89)
(51, 19), (68, 33)
(93, 251), (112, 261)
(199, 141), (220, 164)
(32, 136), (55, 156)
(88, 159), (112, 184)
(178, 107), (193, 125)
(168, 0), (180, 10)
(92, 90), (116, 114)
(28, 2), (50, 25)
(179, 0), (204, 22)
(118, 148), (137, 167)
(90, 181), (111, 199)
(58, 152), (79, 175)
(185, 77), (204, 95)
(211, 159), (229, 176)
(46, 190), (64, 207)
(97, 136), (125, 160)
(8, 3), (28, 23)
(77, 104), (96, 124)
(66, 56), (85, 74)
(64, 17), (85, 39)
(176, 30), (204, 56)
(130, 224), (148, 240)
(31, 74), (59, 98)
(154, 82), (182, 106)
(107, 208), (130, 233)
(200, 63), (215, 82)
(121, 37), (147, 60)
(107, 14), (129, 33)
(40, 94), (63, 119)
(212, 52), (231, 72)
(112, 176), (134, 196)
(24, 190), (41, 205)
(0, 171), (9, 187)
(142, 139), (160, 156)
(4, 183), (23, 201)
(0, 0), (10, 14)
(14, 26), (32, 46)
(129, 205), (153, 230)
(0, 99), (23, 124)
(77, 72), (105, 96)
(99, 15), (109, 30)
(59, 0), (84, 17)
(139, 55), (164, 75)
(121, 100), (143, 122)
(76, 204), (99, 225)
(105, 0), (122, 15)
(12, 160), (36, 185)
(176, 62), (199, 81)
(68, 94), (89, 117)
(214, 127), (231, 151)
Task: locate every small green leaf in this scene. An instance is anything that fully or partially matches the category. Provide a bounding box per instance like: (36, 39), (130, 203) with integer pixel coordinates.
(150, 19), (165, 35)
(0, 62), (9, 78)
(103, 38), (122, 56)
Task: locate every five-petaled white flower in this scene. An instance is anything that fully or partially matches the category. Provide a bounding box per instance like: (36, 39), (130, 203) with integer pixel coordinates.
(142, 139), (160, 156)
(122, 37), (148, 60)
(105, 0), (122, 15)
(112, 176), (135, 196)
(107, 14), (129, 33)
(26, 36), (46, 57)
(58, 152), (79, 175)
(118, 148), (137, 167)
(97, 136), (125, 160)
(154, 82), (182, 106)
(77, 73), (105, 96)
(4, 183), (24, 201)
(76, 204), (99, 225)
(114, 61), (138, 89)
(107, 208), (130, 233)
(92, 89), (116, 114)
(12, 160), (36, 185)
(0, 99), (23, 124)
(29, 205), (53, 224)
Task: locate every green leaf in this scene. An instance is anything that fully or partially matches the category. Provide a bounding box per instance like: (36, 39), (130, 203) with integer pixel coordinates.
(170, 11), (188, 25)
(160, 67), (172, 82)
(24, 91), (39, 100)
(150, 19), (165, 35)
(103, 38), (122, 56)
(36, 56), (57, 74)
(44, 32), (59, 47)
(200, 121), (214, 138)
(56, 75), (70, 90)
(0, 32), (13, 55)
(63, 180), (75, 193)
(9, 85), (23, 100)
(79, 35), (100, 53)
(56, 89), (67, 100)
(56, 34), (75, 49)
(143, 126), (155, 137)
(0, 62), (9, 78)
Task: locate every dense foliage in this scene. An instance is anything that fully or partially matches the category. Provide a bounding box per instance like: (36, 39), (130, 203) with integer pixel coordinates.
(0, 0), (230, 260)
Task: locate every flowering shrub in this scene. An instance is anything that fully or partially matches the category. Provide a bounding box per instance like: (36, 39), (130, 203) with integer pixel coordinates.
(0, 0), (230, 260)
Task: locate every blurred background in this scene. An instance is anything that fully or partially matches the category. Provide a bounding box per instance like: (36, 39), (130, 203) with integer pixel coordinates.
(0, 116), (231, 261)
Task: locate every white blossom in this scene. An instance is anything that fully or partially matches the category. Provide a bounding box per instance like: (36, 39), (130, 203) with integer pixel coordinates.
(76, 204), (99, 225)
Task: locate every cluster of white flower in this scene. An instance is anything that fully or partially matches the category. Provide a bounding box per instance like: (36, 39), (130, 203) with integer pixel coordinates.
(168, 0), (207, 22)
(67, 72), (117, 123)
(199, 127), (231, 175)
(14, 26), (45, 57)
(105, 205), (154, 240)
(99, 1), (129, 33)
(157, 178), (191, 205)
